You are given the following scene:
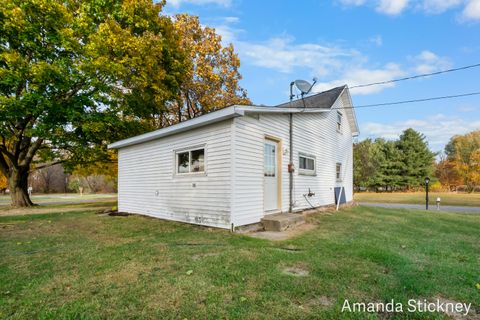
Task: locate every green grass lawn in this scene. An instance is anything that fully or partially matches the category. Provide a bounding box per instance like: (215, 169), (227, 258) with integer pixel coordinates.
(354, 192), (480, 207)
(0, 206), (479, 319)
(0, 193), (117, 208)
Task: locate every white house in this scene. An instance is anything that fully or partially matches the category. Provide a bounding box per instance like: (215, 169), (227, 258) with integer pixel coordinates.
(109, 85), (359, 229)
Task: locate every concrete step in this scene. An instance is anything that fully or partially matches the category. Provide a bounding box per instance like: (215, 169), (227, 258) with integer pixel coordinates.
(261, 213), (306, 232)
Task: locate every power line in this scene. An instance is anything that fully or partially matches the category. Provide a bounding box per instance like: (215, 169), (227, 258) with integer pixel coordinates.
(349, 63), (480, 89)
(332, 91), (480, 110)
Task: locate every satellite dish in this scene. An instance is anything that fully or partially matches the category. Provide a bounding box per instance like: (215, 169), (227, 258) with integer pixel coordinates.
(289, 77), (318, 101)
(294, 80), (313, 94)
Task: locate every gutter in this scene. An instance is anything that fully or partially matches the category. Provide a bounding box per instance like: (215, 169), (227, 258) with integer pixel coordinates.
(289, 112), (293, 213)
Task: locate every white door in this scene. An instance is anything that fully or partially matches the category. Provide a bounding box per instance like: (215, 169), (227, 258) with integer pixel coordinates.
(264, 139), (279, 212)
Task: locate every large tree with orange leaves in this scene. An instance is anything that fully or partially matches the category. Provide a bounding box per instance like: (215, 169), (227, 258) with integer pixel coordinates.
(445, 130), (480, 192)
(172, 14), (250, 123)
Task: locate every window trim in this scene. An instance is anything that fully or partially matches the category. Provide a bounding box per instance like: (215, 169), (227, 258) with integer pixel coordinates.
(174, 144), (207, 176)
(336, 162), (342, 182)
(298, 152), (316, 176)
(336, 111), (343, 133)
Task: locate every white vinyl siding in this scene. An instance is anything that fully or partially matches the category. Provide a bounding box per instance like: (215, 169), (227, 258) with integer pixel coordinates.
(232, 91), (353, 225)
(118, 120), (232, 229)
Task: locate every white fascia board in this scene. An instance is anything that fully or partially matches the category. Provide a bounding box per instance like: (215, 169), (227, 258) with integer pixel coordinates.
(341, 87), (360, 136)
(108, 105), (245, 149)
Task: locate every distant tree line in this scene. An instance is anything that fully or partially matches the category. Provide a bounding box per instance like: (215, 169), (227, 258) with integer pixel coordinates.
(354, 128), (436, 191)
(354, 129), (480, 192)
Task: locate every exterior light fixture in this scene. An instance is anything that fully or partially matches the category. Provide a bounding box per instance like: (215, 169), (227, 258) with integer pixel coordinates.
(424, 177), (430, 210)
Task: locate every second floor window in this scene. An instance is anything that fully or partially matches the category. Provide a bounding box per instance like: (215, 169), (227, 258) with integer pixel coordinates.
(337, 111), (342, 132)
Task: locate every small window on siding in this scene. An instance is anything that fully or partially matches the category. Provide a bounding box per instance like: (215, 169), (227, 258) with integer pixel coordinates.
(176, 148), (205, 174)
(336, 162), (342, 181)
(299, 154), (316, 175)
(337, 111), (343, 132)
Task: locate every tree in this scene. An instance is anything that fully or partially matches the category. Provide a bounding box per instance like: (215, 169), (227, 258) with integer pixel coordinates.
(172, 14), (250, 122)
(71, 151), (118, 194)
(30, 163), (67, 193)
(0, 0), (185, 206)
(353, 138), (382, 189)
(0, 172), (6, 193)
(375, 139), (403, 191)
(435, 153), (462, 191)
(445, 130), (480, 192)
(396, 128), (436, 189)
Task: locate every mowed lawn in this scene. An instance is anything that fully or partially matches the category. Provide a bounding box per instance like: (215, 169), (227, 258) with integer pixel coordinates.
(0, 206), (479, 319)
(355, 192), (480, 207)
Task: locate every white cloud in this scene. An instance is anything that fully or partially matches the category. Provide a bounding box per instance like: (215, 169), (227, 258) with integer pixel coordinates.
(168, 0), (231, 8)
(420, 0), (462, 13)
(362, 114), (480, 151)
(314, 63), (406, 95)
(462, 0), (480, 20)
(338, 0), (409, 15)
(339, 0), (368, 5)
(376, 0), (409, 15)
(213, 24), (241, 44)
(236, 36), (361, 76)
(339, 0), (480, 20)
(411, 50), (451, 73)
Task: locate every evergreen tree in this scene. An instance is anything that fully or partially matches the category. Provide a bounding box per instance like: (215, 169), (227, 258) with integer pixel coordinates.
(375, 139), (403, 191)
(396, 128), (436, 189)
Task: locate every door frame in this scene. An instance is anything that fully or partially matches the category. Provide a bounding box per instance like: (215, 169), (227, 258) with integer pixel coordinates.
(263, 135), (282, 213)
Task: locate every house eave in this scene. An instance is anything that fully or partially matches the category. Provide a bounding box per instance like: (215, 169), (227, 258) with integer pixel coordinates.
(108, 105), (331, 149)
(108, 106), (245, 149)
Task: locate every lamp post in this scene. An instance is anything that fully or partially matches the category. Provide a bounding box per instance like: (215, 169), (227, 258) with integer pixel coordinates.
(425, 177), (430, 210)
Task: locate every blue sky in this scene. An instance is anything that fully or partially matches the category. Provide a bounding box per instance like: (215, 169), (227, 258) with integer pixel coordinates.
(164, 0), (480, 153)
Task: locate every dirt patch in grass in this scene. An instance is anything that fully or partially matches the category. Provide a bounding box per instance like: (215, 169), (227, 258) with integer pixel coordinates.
(432, 297), (478, 320)
(247, 223), (317, 241)
(308, 296), (334, 308)
(295, 296), (335, 312)
(281, 263), (310, 277)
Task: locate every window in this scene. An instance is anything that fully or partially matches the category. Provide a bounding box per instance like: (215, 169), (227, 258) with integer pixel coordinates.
(299, 154), (316, 175)
(337, 111), (343, 132)
(176, 147), (205, 174)
(264, 143), (276, 177)
(336, 162), (342, 181)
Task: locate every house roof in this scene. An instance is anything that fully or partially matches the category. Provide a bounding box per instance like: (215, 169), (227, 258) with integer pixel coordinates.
(277, 85), (346, 109)
(108, 86), (359, 149)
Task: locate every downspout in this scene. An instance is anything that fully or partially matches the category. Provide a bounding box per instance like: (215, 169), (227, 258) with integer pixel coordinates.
(289, 112), (293, 213)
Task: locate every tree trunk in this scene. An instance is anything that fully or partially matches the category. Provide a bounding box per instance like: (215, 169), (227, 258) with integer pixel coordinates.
(8, 166), (34, 207)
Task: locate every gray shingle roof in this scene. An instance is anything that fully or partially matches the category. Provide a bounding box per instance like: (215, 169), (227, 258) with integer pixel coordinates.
(276, 85), (346, 109)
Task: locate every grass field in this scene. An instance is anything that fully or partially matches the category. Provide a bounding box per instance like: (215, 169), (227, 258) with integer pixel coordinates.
(1, 205), (479, 319)
(354, 192), (480, 207)
(0, 193), (117, 207)
(0, 194), (117, 217)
